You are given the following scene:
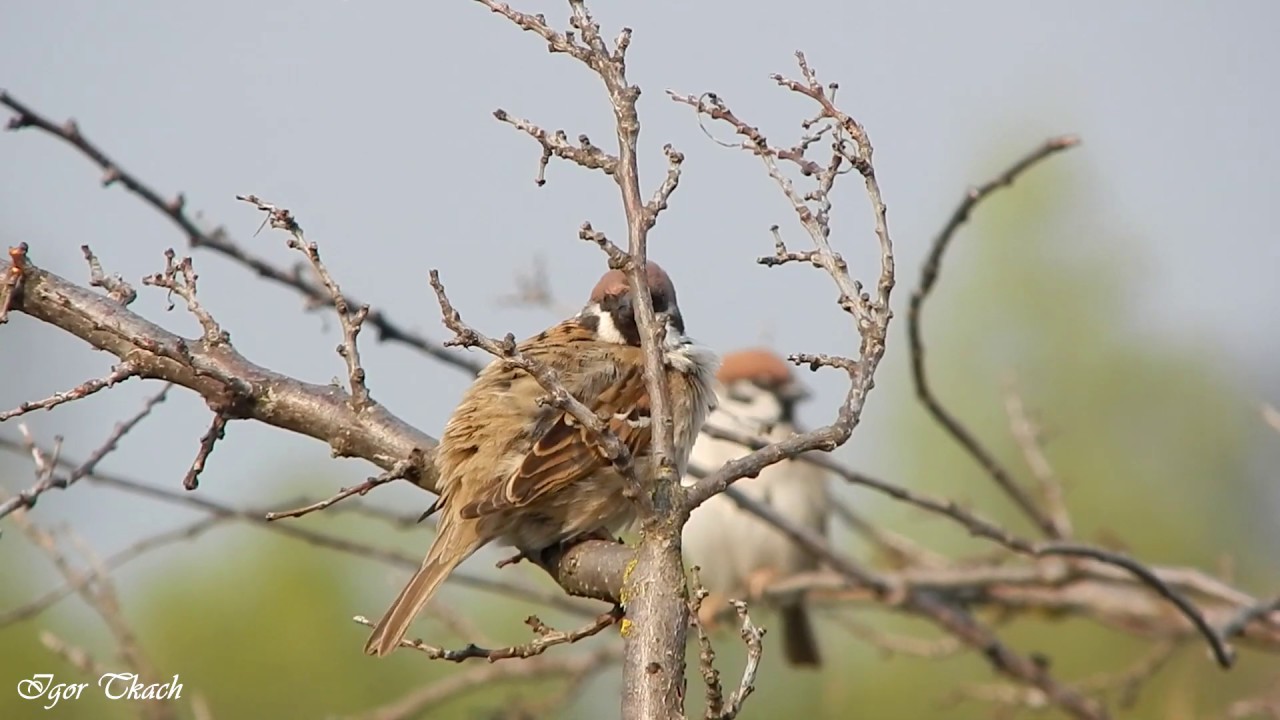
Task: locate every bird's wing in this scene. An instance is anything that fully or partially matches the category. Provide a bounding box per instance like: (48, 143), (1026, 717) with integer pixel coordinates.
(458, 326), (651, 519)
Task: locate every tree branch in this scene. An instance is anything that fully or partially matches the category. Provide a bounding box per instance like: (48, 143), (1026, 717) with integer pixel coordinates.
(4, 246), (441, 493)
(906, 135), (1080, 537)
(0, 90), (482, 376)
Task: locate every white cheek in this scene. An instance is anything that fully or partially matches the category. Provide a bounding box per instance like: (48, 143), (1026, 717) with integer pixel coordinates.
(595, 312), (627, 345)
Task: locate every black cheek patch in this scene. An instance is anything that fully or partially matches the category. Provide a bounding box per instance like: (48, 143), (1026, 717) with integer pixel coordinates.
(614, 312), (642, 346)
(601, 293), (643, 345)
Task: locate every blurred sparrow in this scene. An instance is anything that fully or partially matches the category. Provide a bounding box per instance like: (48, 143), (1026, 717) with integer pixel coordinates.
(364, 262), (719, 657)
(682, 348), (830, 667)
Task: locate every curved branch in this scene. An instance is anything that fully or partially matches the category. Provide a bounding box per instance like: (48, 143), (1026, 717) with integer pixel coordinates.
(906, 135), (1080, 537)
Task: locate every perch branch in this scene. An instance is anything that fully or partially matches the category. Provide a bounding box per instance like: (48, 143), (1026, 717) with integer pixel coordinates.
(2, 248), (441, 494)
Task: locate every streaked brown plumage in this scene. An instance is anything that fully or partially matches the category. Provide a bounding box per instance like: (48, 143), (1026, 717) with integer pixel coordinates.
(364, 263), (718, 657)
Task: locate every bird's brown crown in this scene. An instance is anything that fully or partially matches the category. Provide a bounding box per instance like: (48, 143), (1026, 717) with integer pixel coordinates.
(717, 348), (794, 387)
(589, 262), (676, 304)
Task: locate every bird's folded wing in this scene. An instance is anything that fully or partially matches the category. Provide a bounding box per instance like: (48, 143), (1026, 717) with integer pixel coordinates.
(458, 362), (651, 519)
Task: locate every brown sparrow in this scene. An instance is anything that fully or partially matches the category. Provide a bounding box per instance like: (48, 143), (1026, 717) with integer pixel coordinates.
(681, 349), (830, 667)
(364, 262), (719, 657)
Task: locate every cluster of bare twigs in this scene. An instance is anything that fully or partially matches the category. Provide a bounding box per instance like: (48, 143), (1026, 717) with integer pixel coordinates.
(3, 1), (1279, 719)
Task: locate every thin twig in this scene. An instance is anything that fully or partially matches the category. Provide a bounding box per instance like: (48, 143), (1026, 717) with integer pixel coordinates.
(237, 195), (373, 410)
(689, 568), (725, 719)
(492, 109), (619, 184)
(40, 631), (109, 678)
(351, 607), (622, 663)
(1219, 594), (1280, 640)
(1038, 543), (1234, 667)
(829, 613), (963, 658)
(265, 459), (416, 520)
(645, 144), (684, 229)
(716, 600), (764, 720)
(0, 386), (170, 519)
(496, 255), (576, 316)
(142, 249), (228, 345)
(0, 91), (481, 375)
(1074, 640), (1181, 711)
(0, 361), (140, 421)
(0, 242), (29, 324)
(1, 516), (223, 627)
(7, 503), (175, 720)
(82, 244), (137, 305)
(1003, 377), (1073, 538)
(906, 135), (1080, 537)
(183, 412), (228, 490)
(825, 494), (949, 569)
(0, 435), (597, 619)
(344, 646), (621, 720)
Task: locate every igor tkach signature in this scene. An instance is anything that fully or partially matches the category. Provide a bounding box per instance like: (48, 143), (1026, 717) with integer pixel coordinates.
(16, 672), (183, 710)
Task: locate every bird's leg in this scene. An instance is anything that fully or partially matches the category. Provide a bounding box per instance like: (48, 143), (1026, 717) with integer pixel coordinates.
(495, 550), (530, 569)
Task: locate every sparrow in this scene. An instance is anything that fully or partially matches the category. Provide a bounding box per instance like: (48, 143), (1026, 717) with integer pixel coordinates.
(681, 348), (830, 667)
(364, 261), (719, 657)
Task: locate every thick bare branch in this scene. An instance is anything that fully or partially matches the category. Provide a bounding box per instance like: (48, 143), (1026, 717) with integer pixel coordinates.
(4, 250), (441, 494)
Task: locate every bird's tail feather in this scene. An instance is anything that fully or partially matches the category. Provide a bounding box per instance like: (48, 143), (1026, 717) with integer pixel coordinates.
(780, 603), (821, 667)
(363, 523), (483, 657)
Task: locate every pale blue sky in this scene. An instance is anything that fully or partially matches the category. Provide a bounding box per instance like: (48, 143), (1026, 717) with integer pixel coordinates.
(2, 0), (1277, 618)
